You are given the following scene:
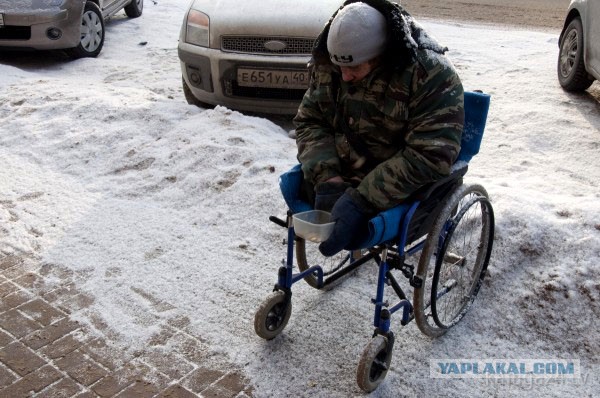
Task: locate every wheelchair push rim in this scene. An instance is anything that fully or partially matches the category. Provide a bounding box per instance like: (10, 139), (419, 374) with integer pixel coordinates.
(413, 183), (495, 337)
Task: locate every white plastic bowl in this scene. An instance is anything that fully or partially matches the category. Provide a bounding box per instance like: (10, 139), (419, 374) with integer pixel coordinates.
(292, 210), (335, 243)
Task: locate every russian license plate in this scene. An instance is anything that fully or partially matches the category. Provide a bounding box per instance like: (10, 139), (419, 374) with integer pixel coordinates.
(237, 67), (309, 89)
(0, 14), (5, 27)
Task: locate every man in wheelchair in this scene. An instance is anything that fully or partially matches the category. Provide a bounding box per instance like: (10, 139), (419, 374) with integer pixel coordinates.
(294, 0), (464, 257)
(254, 0), (493, 392)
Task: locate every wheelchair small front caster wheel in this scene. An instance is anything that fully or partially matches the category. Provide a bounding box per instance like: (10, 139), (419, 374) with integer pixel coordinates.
(254, 291), (292, 340)
(356, 335), (393, 392)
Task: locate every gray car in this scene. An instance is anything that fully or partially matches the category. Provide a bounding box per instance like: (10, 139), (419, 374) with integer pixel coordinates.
(557, 0), (600, 91)
(178, 0), (343, 115)
(0, 0), (143, 58)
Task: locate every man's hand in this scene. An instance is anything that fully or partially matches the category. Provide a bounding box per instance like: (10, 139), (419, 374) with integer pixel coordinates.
(314, 180), (350, 212)
(318, 189), (376, 256)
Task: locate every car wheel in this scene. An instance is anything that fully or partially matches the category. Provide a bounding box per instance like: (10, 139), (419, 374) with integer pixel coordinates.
(557, 17), (594, 92)
(182, 77), (214, 109)
(65, 1), (105, 59)
(124, 0), (144, 18)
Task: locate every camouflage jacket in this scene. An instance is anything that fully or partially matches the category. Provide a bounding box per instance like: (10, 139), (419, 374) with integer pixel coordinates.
(294, 0), (464, 211)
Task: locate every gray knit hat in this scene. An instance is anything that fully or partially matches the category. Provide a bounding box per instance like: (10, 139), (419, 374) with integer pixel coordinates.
(327, 2), (387, 66)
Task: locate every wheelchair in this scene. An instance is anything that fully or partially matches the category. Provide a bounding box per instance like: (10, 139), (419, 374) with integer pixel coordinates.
(254, 91), (495, 392)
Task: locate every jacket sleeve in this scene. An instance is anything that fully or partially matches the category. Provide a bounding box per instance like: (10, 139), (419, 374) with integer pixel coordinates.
(356, 57), (464, 211)
(293, 67), (342, 185)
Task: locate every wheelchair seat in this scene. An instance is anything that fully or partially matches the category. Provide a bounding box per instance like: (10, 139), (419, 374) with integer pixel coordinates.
(279, 91), (491, 248)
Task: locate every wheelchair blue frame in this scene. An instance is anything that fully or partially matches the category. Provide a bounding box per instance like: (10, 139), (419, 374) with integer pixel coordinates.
(270, 165), (466, 333)
(257, 91), (494, 392)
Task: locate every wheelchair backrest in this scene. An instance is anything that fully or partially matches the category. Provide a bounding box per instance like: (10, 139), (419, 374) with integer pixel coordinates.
(399, 91), (490, 246)
(456, 91), (491, 163)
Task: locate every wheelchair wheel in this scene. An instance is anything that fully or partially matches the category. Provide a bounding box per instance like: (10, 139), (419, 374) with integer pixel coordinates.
(254, 291), (292, 340)
(296, 238), (354, 289)
(356, 335), (393, 392)
(413, 183), (494, 338)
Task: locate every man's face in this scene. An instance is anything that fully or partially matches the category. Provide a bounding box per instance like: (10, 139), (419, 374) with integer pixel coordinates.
(339, 59), (378, 83)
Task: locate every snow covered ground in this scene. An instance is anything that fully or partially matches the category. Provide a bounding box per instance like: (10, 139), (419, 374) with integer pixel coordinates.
(1, 1), (599, 397)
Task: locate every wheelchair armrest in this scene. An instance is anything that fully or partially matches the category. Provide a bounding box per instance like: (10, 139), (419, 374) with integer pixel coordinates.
(279, 164), (313, 214)
(410, 164), (468, 202)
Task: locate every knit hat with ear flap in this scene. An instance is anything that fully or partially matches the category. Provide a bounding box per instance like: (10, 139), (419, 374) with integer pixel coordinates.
(326, 2), (387, 66)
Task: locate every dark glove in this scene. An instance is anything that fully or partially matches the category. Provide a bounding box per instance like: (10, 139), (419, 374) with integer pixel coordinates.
(314, 181), (351, 212)
(319, 188), (377, 257)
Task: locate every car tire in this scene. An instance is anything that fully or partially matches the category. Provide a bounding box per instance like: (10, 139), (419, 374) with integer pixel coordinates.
(557, 17), (594, 92)
(182, 77), (214, 109)
(65, 1), (105, 59)
(124, 0), (144, 18)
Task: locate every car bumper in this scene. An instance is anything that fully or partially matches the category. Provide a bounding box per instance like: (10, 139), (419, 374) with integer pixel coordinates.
(0, 1), (83, 50)
(178, 42), (311, 115)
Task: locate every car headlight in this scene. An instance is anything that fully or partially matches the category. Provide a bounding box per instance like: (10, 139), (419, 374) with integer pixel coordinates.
(186, 9), (210, 47)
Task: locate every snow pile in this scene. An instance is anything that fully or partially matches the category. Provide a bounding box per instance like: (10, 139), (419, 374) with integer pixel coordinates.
(1, 1), (599, 396)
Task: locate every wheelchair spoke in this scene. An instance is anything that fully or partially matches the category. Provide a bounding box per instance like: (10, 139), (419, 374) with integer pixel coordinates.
(414, 184), (494, 337)
(434, 197), (491, 327)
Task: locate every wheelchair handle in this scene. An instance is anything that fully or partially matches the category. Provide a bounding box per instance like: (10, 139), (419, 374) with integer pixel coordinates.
(269, 215), (288, 229)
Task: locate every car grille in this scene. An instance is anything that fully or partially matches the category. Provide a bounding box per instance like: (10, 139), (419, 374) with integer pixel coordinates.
(0, 26), (31, 40)
(221, 36), (314, 55)
(228, 80), (306, 101)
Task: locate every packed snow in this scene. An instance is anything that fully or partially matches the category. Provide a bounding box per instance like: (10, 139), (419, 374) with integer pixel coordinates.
(1, 1), (599, 397)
